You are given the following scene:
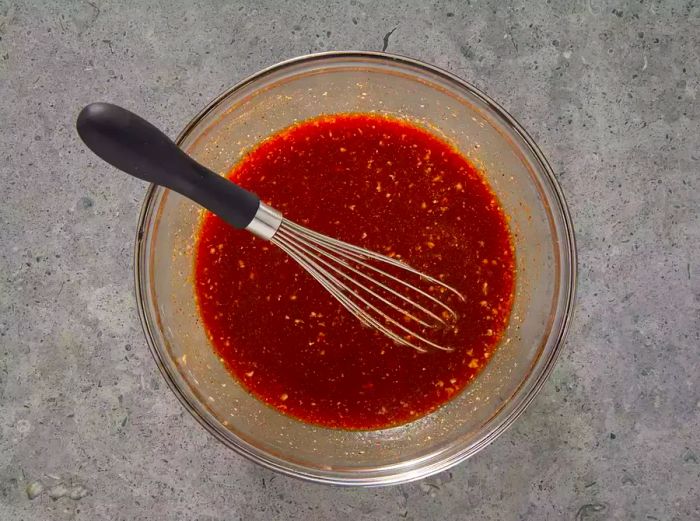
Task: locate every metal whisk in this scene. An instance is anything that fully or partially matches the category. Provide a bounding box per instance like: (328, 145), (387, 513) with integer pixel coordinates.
(77, 103), (463, 352)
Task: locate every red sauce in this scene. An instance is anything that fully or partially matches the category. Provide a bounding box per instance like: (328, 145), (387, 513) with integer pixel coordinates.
(195, 114), (515, 429)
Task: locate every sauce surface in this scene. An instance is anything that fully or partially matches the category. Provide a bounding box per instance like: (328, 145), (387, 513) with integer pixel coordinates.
(195, 114), (515, 429)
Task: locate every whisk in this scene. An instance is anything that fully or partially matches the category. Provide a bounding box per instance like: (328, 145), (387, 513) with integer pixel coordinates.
(77, 103), (463, 352)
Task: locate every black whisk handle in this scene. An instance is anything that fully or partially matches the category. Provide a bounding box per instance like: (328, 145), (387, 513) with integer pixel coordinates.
(76, 102), (260, 229)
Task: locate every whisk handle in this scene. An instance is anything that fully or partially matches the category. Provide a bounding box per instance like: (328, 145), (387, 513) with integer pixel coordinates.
(76, 102), (260, 230)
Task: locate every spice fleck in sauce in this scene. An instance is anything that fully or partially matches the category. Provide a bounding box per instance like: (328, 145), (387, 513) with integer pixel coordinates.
(195, 114), (515, 429)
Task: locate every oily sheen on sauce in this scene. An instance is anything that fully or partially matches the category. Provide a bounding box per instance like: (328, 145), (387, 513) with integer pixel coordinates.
(195, 114), (515, 430)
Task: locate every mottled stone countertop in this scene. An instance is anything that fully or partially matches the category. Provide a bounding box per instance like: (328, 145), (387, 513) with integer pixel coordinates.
(1, 1), (698, 519)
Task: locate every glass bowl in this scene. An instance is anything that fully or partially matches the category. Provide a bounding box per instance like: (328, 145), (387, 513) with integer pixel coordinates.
(134, 51), (576, 486)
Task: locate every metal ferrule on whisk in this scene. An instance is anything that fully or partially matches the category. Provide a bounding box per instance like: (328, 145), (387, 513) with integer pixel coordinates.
(245, 202), (283, 240)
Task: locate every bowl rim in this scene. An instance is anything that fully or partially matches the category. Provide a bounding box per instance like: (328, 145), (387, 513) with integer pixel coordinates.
(134, 50), (577, 486)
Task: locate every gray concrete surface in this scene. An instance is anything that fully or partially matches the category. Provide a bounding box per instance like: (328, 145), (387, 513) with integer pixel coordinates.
(1, 0), (698, 519)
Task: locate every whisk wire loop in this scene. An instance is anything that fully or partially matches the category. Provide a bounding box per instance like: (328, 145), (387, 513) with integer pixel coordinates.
(271, 219), (462, 352)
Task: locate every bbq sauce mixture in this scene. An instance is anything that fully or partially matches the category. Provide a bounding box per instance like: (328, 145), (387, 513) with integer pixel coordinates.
(195, 114), (514, 429)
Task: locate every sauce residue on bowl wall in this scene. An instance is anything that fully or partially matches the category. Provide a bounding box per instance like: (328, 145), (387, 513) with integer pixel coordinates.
(195, 113), (515, 429)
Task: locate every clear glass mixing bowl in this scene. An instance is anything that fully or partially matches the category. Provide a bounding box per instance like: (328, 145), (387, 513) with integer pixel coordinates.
(134, 51), (576, 485)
